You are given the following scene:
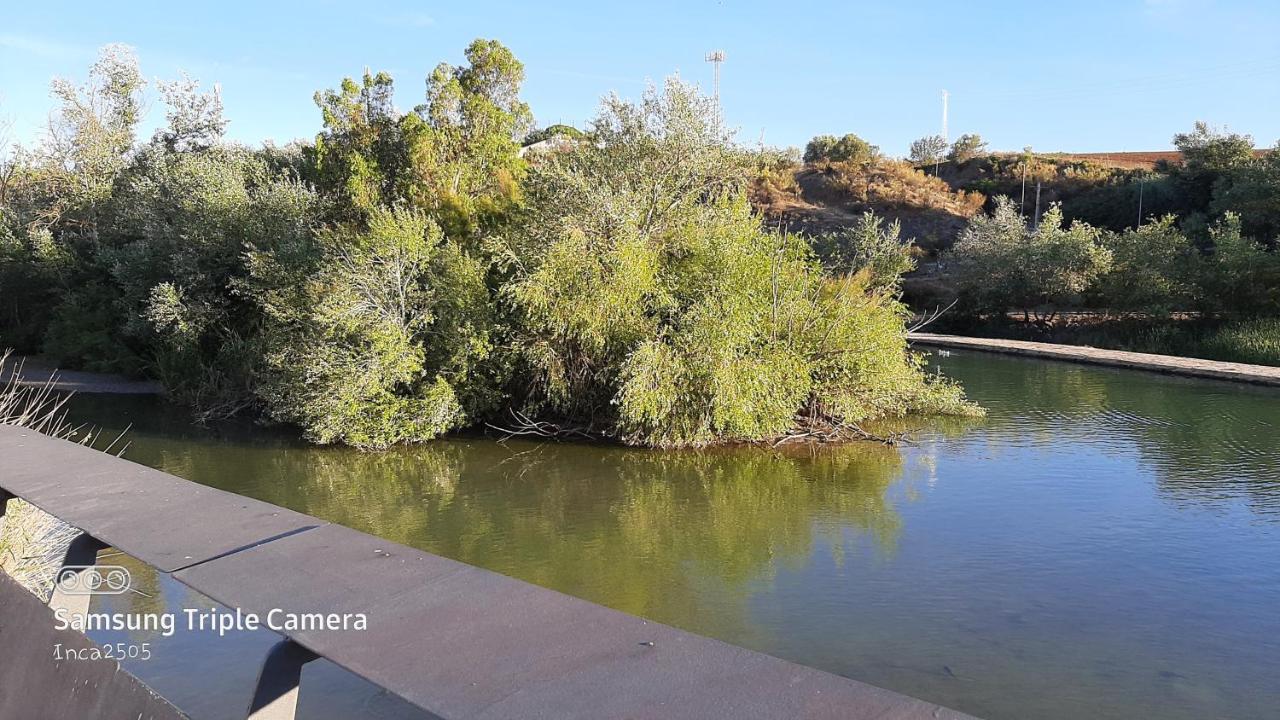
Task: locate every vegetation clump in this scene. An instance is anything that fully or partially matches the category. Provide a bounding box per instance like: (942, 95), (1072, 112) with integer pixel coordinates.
(0, 45), (980, 449)
(947, 134), (988, 165)
(803, 133), (879, 166)
(947, 197), (1112, 320)
(502, 80), (980, 447)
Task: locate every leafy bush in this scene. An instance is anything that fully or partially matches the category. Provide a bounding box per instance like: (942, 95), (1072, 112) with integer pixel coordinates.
(948, 134), (988, 164)
(1096, 216), (1199, 313)
(812, 212), (915, 291)
(947, 197), (1112, 318)
(804, 133), (879, 165)
(2, 45), (985, 449)
(909, 135), (948, 166)
(505, 80), (979, 447)
(1197, 213), (1280, 315)
(249, 207), (500, 448)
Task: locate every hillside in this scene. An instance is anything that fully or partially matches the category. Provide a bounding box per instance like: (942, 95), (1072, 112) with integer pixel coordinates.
(752, 152), (1150, 251)
(753, 159), (985, 251)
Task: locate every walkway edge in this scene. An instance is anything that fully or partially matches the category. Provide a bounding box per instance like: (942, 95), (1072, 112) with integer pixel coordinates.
(909, 333), (1280, 387)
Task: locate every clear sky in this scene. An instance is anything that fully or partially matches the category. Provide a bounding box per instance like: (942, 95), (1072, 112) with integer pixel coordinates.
(2, 0), (1278, 155)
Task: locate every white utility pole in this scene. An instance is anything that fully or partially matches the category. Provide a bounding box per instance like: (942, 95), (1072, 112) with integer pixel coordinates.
(1021, 146), (1031, 216)
(941, 90), (949, 143)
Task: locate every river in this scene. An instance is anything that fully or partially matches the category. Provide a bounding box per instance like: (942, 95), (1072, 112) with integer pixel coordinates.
(68, 350), (1280, 720)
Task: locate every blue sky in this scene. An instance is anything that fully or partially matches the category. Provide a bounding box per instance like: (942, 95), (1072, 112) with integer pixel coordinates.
(2, 0), (1278, 155)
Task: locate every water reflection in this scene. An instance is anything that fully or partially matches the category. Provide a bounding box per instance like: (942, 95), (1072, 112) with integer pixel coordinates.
(63, 351), (1280, 720)
(68, 414), (911, 644)
(930, 352), (1280, 517)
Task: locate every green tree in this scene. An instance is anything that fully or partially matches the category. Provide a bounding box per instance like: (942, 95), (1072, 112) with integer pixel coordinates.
(523, 124), (585, 146)
(249, 207), (500, 448)
(1172, 121), (1256, 214)
(948, 197), (1112, 319)
(505, 79), (977, 447)
(947, 134), (988, 164)
(153, 73), (228, 152)
(402, 38), (533, 236)
(1197, 213), (1280, 315)
(1096, 216), (1198, 314)
(0, 45), (144, 358)
(1209, 141), (1280, 243)
(908, 135), (947, 166)
(310, 70), (404, 218)
(308, 39), (531, 233)
(804, 133), (879, 165)
(1174, 122), (1255, 174)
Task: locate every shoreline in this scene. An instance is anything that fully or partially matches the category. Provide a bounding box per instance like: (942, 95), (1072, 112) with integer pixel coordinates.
(1, 355), (163, 395)
(909, 333), (1280, 387)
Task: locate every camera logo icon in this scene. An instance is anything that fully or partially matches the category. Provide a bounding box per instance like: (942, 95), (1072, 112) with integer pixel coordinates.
(56, 565), (132, 595)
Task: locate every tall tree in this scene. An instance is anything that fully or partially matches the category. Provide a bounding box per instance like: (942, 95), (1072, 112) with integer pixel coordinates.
(402, 38), (533, 235)
(908, 135), (947, 167)
(310, 70), (404, 218)
(33, 44), (145, 229)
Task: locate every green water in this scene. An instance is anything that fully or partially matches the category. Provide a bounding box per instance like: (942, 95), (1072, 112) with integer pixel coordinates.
(68, 351), (1280, 720)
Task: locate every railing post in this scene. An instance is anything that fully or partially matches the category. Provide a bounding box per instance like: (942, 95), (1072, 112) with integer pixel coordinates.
(0, 490), (10, 548)
(47, 531), (108, 616)
(246, 639), (318, 720)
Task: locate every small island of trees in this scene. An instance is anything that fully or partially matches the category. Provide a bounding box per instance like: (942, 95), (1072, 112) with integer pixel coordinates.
(0, 41), (980, 449)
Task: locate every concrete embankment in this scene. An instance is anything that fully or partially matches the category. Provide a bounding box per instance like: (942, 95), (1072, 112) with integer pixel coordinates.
(909, 333), (1280, 387)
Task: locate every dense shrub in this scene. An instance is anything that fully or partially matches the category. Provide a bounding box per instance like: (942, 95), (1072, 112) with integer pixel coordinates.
(1209, 141), (1280, 243)
(947, 134), (988, 164)
(1095, 216), (1199, 313)
(1197, 213), (1280, 315)
(812, 212), (915, 292)
(947, 197), (1112, 318)
(804, 133), (879, 165)
(2, 45), (983, 449)
(249, 207), (501, 448)
(504, 80), (979, 447)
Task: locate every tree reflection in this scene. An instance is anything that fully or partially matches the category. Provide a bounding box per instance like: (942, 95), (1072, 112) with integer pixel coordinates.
(930, 351), (1280, 516)
(99, 431), (909, 640)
